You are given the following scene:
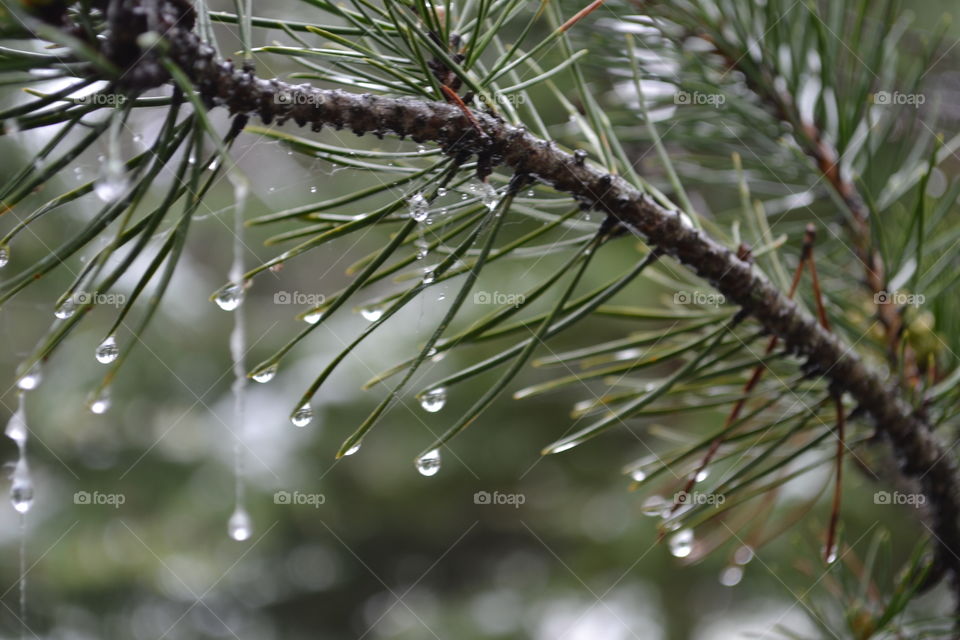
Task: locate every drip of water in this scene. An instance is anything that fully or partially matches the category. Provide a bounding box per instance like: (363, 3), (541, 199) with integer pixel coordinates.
(227, 180), (252, 541)
(5, 392), (31, 635)
(415, 449), (442, 476)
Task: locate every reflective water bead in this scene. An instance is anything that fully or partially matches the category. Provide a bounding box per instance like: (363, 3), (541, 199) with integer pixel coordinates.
(291, 403), (313, 428)
(252, 365), (277, 384)
(344, 442), (361, 456)
(719, 566), (743, 587)
(415, 449), (442, 476)
(89, 390), (111, 415)
(54, 298), (77, 319)
(419, 388), (446, 413)
(303, 310), (323, 324)
(361, 306), (384, 322)
(17, 364), (41, 391)
(0, 244), (9, 268)
(214, 283), (244, 311)
(668, 529), (694, 558)
(95, 335), (120, 364)
(227, 506), (253, 541)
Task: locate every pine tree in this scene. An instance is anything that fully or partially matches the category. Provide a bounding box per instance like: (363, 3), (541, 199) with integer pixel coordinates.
(2, 0), (959, 636)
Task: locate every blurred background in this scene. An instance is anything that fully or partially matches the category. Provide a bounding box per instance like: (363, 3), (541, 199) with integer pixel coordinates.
(1, 0), (959, 638)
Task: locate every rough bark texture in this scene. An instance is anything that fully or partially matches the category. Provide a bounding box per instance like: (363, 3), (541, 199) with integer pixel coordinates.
(36, 0), (960, 596)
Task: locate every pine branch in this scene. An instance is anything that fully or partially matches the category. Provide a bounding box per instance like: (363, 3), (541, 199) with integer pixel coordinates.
(27, 0), (960, 599)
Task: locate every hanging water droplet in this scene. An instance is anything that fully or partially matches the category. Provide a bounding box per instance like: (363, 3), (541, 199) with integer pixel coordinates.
(734, 545), (754, 565)
(5, 409), (27, 444)
(303, 310), (323, 324)
(416, 144), (426, 154)
(214, 283), (244, 311)
(695, 468), (709, 482)
(344, 442), (361, 456)
(419, 388), (446, 413)
(10, 461), (33, 514)
(17, 364), (41, 391)
(422, 270), (436, 285)
(95, 335), (119, 364)
(668, 528), (694, 558)
(291, 403), (313, 427)
(640, 495), (667, 517)
(472, 181), (499, 210)
(823, 545), (838, 564)
(629, 469), (646, 482)
(437, 187), (447, 197)
(719, 566), (743, 587)
(89, 389), (111, 415)
(360, 305), (384, 322)
(408, 192), (429, 222)
(227, 506), (253, 541)
(416, 247), (428, 260)
(54, 297), (77, 319)
(0, 244), (9, 268)
(415, 449), (442, 476)
(94, 162), (129, 203)
(207, 157), (220, 171)
(252, 365), (277, 384)
(437, 292), (446, 301)
(309, 186), (317, 193)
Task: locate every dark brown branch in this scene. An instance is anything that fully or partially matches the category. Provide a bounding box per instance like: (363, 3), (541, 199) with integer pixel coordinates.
(49, 0), (960, 598)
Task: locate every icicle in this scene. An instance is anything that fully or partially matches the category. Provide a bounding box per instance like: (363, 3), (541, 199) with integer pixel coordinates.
(227, 179), (253, 541)
(6, 391), (32, 634)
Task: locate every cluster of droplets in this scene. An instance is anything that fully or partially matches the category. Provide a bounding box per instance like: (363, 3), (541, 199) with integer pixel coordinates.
(6, 393), (33, 515)
(408, 192), (429, 222)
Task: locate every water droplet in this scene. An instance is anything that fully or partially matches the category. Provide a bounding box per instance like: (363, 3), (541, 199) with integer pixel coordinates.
(214, 283), (244, 311)
(5, 409), (27, 444)
(472, 181), (499, 210)
(422, 270), (436, 285)
(304, 310), (323, 324)
(54, 297), (77, 319)
(437, 187), (447, 197)
(668, 528), (694, 558)
(252, 365), (277, 384)
(94, 164), (129, 203)
(437, 292), (446, 301)
(526, 189), (535, 197)
(11, 478), (33, 514)
(641, 495), (667, 517)
(0, 245), (9, 268)
(360, 305), (384, 322)
(719, 566), (743, 587)
(419, 388), (446, 413)
(416, 449), (441, 476)
(417, 144), (426, 154)
(695, 468), (709, 482)
(17, 364), (41, 391)
(95, 335), (119, 364)
(629, 469), (646, 482)
(734, 545), (754, 565)
(344, 442), (361, 456)
(824, 545), (838, 564)
(416, 247), (428, 260)
(207, 157), (220, 171)
(408, 192), (429, 222)
(227, 506), (253, 541)
(89, 389), (111, 414)
(291, 403), (313, 427)
(309, 186), (317, 193)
